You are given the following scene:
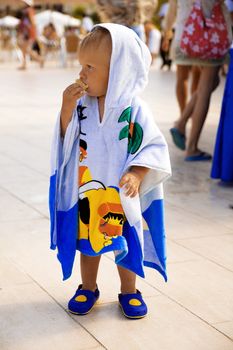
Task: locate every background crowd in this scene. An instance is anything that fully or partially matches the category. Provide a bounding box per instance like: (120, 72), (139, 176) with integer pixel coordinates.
(0, 0), (232, 183)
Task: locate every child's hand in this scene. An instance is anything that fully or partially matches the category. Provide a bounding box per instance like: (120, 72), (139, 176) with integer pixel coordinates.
(60, 82), (87, 137)
(119, 171), (141, 198)
(62, 83), (86, 112)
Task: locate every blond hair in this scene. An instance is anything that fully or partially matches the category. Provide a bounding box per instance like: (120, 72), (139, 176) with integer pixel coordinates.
(79, 26), (112, 53)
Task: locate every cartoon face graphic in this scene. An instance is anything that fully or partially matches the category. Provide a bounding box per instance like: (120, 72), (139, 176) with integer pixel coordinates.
(98, 202), (125, 237)
(79, 139), (87, 162)
(78, 175), (125, 253)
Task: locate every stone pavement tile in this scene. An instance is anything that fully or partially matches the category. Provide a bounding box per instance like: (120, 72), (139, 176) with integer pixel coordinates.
(164, 161), (213, 195)
(213, 321), (233, 340)
(174, 234), (233, 272)
(0, 167), (48, 209)
(165, 204), (232, 240)
(0, 188), (43, 222)
(0, 136), (49, 176)
(208, 180), (233, 202)
(0, 218), (49, 252)
(0, 217), (160, 303)
(30, 203), (49, 218)
(70, 295), (233, 350)
(7, 253), (161, 307)
(0, 257), (32, 287)
(166, 191), (233, 228)
(146, 260), (233, 324)
(0, 284), (102, 350)
(0, 154), (47, 183)
(0, 218), (61, 280)
(166, 240), (201, 263)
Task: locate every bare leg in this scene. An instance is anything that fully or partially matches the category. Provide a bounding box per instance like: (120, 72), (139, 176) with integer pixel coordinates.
(190, 66), (201, 94)
(80, 253), (101, 291)
(173, 65), (200, 133)
(176, 65), (191, 113)
(174, 91), (198, 134)
(117, 265), (136, 294)
(186, 66), (220, 156)
(29, 48), (44, 68)
(18, 40), (28, 69)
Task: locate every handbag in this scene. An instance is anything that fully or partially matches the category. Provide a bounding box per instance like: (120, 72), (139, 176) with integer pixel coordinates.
(180, 0), (230, 59)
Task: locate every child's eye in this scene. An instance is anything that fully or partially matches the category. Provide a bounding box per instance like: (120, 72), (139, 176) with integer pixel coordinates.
(87, 65), (93, 70)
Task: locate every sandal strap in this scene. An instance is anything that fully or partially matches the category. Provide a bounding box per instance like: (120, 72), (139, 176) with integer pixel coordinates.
(118, 289), (143, 302)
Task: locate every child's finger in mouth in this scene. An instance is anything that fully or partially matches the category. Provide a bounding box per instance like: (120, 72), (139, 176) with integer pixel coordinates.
(75, 78), (88, 91)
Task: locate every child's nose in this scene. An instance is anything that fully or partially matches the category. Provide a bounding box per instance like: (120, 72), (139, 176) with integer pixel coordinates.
(79, 68), (86, 80)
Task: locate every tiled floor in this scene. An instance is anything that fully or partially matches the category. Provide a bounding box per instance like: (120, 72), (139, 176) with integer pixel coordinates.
(0, 61), (232, 350)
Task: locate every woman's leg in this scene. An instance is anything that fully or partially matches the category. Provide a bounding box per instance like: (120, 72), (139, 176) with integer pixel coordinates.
(173, 65), (200, 133)
(176, 65), (191, 113)
(190, 65), (201, 94)
(18, 39), (28, 69)
(80, 253), (101, 291)
(29, 41), (44, 68)
(186, 65), (220, 156)
(117, 265), (136, 294)
(29, 49), (44, 67)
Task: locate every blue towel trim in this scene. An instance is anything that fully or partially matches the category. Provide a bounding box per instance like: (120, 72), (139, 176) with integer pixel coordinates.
(116, 221), (145, 278)
(49, 172), (57, 249)
(56, 203), (78, 280)
(142, 199), (167, 282)
(77, 236), (128, 256)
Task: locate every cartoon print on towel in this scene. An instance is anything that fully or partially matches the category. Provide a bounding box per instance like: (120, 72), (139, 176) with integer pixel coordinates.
(118, 107), (143, 154)
(78, 104), (126, 254)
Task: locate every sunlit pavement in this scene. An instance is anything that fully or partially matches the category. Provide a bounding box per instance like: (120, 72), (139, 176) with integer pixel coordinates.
(0, 60), (233, 350)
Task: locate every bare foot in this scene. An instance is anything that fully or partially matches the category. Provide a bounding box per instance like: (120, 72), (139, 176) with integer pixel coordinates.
(17, 65), (26, 70)
(40, 58), (44, 68)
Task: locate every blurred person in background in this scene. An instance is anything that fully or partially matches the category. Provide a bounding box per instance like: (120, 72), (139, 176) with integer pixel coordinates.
(63, 26), (80, 67)
(158, 1), (173, 69)
(163, 1), (201, 113)
(144, 20), (161, 64)
(17, 0), (44, 70)
(40, 22), (60, 56)
(163, 0), (232, 161)
(81, 13), (94, 35)
(96, 0), (158, 42)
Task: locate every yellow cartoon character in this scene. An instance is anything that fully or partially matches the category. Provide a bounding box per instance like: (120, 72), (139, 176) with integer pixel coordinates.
(78, 178), (126, 253)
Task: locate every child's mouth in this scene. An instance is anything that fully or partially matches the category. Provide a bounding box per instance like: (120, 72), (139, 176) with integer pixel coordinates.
(75, 78), (88, 91)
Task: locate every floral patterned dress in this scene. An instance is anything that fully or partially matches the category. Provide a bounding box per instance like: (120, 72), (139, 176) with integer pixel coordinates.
(164, 0), (232, 65)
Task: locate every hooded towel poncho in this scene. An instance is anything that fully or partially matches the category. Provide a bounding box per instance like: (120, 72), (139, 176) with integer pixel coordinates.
(49, 23), (171, 281)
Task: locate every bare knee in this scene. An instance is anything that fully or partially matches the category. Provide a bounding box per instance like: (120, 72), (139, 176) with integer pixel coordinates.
(197, 66), (220, 96)
(177, 65), (190, 85)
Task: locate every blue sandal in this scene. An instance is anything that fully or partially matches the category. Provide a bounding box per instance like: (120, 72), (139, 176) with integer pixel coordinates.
(185, 151), (212, 162)
(68, 284), (100, 315)
(118, 290), (148, 319)
(170, 127), (186, 150)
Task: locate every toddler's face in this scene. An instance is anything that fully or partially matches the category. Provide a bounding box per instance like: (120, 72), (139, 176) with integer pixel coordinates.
(78, 42), (111, 98)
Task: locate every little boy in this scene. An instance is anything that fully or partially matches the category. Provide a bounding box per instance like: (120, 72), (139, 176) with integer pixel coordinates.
(49, 23), (171, 319)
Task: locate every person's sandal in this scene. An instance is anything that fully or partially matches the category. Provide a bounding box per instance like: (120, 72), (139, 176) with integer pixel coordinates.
(170, 127), (186, 150)
(118, 290), (148, 319)
(185, 151), (212, 162)
(68, 284), (100, 315)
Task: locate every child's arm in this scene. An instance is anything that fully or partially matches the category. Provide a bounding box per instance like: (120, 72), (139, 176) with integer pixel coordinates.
(60, 83), (86, 137)
(119, 166), (150, 198)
